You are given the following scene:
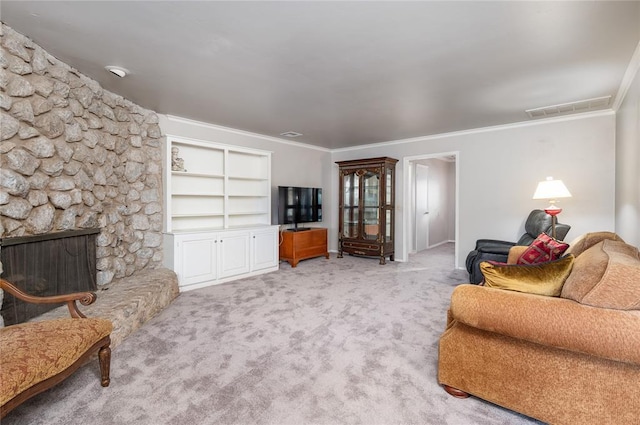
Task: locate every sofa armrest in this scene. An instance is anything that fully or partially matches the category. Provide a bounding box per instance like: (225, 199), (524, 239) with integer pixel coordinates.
(0, 278), (96, 319)
(474, 239), (516, 255)
(449, 284), (640, 365)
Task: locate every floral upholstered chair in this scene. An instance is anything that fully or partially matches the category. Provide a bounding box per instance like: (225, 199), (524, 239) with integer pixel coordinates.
(0, 278), (112, 418)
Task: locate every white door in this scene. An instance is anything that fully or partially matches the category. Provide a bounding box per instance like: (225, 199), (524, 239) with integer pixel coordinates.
(251, 226), (278, 271)
(415, 164), (429, 252)
(178, 233), (218, 286)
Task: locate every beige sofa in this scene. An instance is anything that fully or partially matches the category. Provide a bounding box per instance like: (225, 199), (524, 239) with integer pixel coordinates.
(438, 232), (640, 424)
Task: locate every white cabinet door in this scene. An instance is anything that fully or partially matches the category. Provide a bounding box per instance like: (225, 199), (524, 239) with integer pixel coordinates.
(219, 230), (250, 278)
(176, 232), (218, 287)
(251, 226), (278, 271)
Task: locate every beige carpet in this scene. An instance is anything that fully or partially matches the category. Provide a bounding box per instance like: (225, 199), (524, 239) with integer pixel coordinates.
(5, 243), (541, 425)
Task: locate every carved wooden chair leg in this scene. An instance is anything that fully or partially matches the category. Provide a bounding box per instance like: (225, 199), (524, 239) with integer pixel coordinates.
(98, 341), (111, 387)
(443, 385), (469, 398)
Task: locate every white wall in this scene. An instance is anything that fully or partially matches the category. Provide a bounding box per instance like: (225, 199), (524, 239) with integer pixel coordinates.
(158, 115), (331, 228)
(331, 112), (616, 268)
(159, 112), (617, 270)
(615, 47), (640, 247)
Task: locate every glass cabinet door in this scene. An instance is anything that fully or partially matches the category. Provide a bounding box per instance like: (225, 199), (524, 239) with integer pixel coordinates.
(343, 173), (359, 238)
(363, 171), (379, 240)
(385, 210), (392, 242)
(385, 167), (393, 242)
(386, 168), (393, 205)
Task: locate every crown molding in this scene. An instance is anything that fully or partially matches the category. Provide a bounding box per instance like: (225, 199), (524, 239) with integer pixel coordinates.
(331, 109), (615, 153)
(164, 115), (330, 153)
(167, 107), (615, 156)
(612, 40), (640, 111)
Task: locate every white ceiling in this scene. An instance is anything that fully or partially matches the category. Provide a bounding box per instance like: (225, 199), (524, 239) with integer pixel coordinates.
(2, 1), (639, 150)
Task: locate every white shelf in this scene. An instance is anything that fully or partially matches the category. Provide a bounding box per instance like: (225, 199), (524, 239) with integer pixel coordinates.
(170, 216), (225, 232)
(229, 211), (269, 215)
(172, 171), (225, 178)
(172, 213), (225, 218)
(164, 135), (272, 233)
(228, 175), (269, 181)
(172, 193), (224, 197)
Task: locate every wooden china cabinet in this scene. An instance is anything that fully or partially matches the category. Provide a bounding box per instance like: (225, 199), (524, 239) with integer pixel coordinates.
(336, 157), (398, 265)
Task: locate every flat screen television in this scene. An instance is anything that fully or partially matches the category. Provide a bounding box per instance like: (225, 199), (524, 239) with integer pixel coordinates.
(278, 186), (322, 231)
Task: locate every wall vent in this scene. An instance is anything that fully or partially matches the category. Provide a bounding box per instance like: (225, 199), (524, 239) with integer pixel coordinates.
(280, 131), (303, 138)
(525, 96), (611, 119)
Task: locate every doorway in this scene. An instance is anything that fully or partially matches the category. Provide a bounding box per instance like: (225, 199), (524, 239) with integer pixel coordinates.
(403, 152), (459, 267)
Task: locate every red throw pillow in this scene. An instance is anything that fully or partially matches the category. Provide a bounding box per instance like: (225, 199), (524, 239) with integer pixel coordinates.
(517, 233), (569, 265)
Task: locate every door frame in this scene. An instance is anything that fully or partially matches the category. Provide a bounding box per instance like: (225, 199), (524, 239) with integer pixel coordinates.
(402, 152), (460, 268)
(414, 163), (429, 252)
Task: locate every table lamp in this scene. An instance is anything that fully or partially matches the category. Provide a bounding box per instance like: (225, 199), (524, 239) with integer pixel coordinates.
(533, 176), (572, 239)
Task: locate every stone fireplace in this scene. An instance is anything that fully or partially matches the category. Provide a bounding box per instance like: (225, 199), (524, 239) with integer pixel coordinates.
(0, 24), (165, 298)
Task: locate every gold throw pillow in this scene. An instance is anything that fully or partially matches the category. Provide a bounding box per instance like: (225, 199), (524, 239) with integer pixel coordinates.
(480, 254), (575, 297)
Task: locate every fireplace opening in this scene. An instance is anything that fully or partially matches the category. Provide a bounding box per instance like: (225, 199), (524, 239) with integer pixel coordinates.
(0, 228), (99, 325)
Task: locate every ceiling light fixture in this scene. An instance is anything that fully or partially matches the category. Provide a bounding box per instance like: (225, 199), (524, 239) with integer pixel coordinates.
(105, 66), (129, 78)
(280, 131), (303, 138)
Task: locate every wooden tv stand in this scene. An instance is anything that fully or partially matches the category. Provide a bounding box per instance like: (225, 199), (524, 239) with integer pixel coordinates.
(279, 228), (329, 267)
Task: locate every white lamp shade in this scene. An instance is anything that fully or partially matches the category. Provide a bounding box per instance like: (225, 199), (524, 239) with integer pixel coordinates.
(533, 177), (572, 200)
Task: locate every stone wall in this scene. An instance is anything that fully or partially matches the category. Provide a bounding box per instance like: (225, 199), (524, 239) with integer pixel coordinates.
(0, 24), (163, 286)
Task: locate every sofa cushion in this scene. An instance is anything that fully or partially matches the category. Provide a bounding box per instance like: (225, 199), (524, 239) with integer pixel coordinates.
(564, 231), (624, 258)
(517, 233), (569, 265)
(480, 254), (574, 296)
(561, 239), (640, 310)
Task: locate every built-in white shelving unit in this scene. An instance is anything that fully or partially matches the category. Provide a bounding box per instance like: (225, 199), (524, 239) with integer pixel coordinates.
(163, 135), (278, 291)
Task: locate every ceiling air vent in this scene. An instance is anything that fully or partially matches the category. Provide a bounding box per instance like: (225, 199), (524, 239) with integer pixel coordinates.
(525, 96), (611, 119)
(280, 131), (303, 138)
